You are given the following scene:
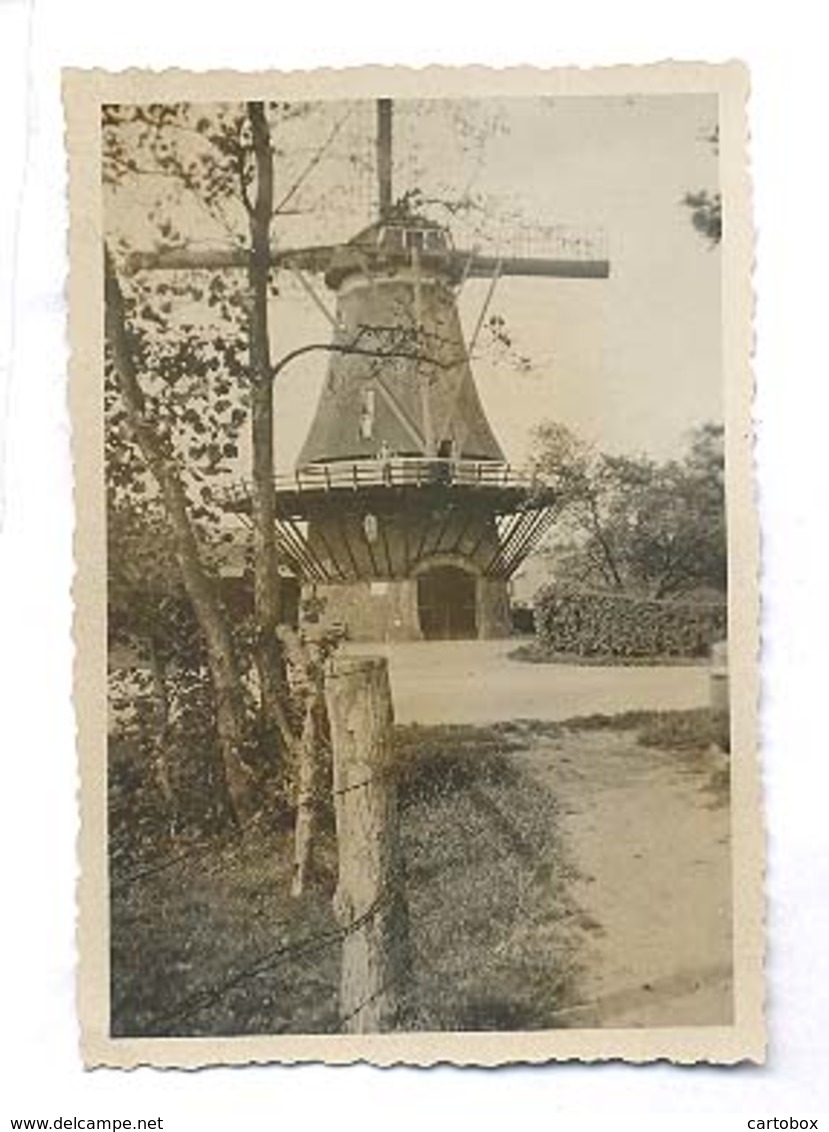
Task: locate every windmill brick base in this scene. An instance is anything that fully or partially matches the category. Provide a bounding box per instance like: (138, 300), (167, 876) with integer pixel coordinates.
(310, 577), (511, 642)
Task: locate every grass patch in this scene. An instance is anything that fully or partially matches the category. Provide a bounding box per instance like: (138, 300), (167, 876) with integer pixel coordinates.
(636, 707), (730, 752)
(109, 709), (728, 1037)
(110, 817), (341, 1037)
(509, 642), (708, 667)
(524, 706), (732, 754)
(109, 720), (586, 1036)
(395, 724), (585, 1030)
(394, 723), (525, 807)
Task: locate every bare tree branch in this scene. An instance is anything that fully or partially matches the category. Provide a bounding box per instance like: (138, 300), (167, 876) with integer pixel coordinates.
(271, 334), (463, 381)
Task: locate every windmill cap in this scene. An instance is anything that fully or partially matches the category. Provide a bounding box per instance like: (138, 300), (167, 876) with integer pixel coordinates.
(324, 216), (458, 289)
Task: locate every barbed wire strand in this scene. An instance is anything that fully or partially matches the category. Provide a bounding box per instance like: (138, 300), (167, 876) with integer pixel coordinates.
(143, 888), (396, 1035)
(110, 806), (270, 894)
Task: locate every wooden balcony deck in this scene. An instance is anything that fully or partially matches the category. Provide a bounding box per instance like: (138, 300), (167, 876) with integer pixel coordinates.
(223, 458), (554, 518)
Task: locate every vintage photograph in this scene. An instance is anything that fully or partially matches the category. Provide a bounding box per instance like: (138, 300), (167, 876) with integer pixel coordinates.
(67, 65), (760, 1065)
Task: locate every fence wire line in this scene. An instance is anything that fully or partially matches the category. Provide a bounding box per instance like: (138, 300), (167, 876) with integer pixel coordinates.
(138, 887), (398, 1035)
(114, 746), (531, 1034)
(338, 898), (411, 1032)
(110, 807), (269, 895)
(114, 759), (398, 892)
(333, 766), (397, 798)
(113, 769), (399, 895)
(113, 701), (408, 1033)
(338, 977), (396, 1031)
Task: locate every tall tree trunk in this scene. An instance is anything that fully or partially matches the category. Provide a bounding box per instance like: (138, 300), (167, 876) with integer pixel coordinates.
(246, 100), (296, 763)
(104, 248), (254, 825)
(287, 627), (333, 897)
(290, 677), (326, 897)
(585, 494), (624, 589)
(145, 630), (176, 827)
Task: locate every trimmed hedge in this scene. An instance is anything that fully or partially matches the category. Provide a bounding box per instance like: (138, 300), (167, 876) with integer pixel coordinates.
(533, 585), (726, 659)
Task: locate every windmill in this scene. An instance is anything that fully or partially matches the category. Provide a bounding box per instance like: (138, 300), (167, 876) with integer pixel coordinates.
(131, 99), (610, 641)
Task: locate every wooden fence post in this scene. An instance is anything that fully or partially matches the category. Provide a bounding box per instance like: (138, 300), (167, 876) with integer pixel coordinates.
(325, 655), (410, 1033)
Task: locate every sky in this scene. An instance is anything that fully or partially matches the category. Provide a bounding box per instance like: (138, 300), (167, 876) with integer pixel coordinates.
(106, 93), (722, 471)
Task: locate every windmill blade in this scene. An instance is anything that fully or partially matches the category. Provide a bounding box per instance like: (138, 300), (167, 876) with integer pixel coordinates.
(411, 243), (435, 456)
(451, 225), (610, 280)
(377, 99), (393, 220)
(467, 256), (503, 358)
(289, 265), (340, 329)
(124, 243), (340, 275)
(455, 252), (610, 280)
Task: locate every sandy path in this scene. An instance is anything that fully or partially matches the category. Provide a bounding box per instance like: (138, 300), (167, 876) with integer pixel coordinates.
(512, 729), (733, 1028)
(347, 639), (710, 724)
(348, 640), (729, 1027)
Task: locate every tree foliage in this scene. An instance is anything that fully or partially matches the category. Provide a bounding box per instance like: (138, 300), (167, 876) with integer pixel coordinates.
(103, 102), (313, 829)
(683, 125), (721, 246)
(683, 190), (722, 246)
(531, 421), (727, 600)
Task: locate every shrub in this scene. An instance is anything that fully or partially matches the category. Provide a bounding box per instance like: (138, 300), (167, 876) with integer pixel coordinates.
(533, 585), (726, 659)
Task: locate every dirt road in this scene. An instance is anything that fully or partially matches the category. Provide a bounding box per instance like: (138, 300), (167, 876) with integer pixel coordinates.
(349, 640), (730, 1028)
(510, 725), (732, 1028)
(346, 639), (711, 724)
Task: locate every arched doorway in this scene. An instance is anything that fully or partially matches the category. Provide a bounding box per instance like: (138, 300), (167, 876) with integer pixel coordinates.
(417, 565), (477, 640)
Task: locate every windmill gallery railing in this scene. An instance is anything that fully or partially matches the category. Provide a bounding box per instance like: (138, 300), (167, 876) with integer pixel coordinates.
(223, 457), (550, 507)
(222, 458), (559, 584)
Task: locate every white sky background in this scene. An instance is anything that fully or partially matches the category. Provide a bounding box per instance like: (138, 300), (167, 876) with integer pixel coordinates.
(270, 95), (722, 469)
